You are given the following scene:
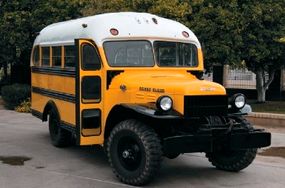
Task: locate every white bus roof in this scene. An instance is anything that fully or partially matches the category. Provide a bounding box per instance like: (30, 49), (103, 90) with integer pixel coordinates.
(34, 12), (201, 48)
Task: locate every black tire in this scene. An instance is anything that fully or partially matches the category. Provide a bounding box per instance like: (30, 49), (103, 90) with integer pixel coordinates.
(48, 109), (72, 147)
(206, 116), (257, 172)
(165, 153), (180, 159)
(206, 148), (257, 172)
(107, 119), (162, 186)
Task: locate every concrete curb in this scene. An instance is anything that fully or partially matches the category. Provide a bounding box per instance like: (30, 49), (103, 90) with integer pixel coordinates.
(248, 112), (285, 119)
(247, 112), (285, 127)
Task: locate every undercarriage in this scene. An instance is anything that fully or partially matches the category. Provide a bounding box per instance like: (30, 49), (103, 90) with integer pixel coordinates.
(161, 115), (271, 156)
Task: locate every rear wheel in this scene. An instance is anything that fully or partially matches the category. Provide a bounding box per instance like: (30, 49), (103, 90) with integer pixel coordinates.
(48, 109), (72, 147)
(107, 119), (162, 186)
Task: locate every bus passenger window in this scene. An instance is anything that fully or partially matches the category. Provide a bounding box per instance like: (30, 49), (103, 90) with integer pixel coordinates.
(82, 44), (101, 70)
(42, 47), (50, 66)
(52, 46), (62, 67)
(33, 46), (40, 66)
(64, 46), (75, 68)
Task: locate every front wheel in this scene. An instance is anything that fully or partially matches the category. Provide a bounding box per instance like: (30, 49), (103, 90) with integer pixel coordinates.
(206, 148), (257, 172)
(107, 119), (162, 186)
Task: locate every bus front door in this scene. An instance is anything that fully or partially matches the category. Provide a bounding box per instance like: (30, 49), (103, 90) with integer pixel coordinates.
(76, 39), (103, 145)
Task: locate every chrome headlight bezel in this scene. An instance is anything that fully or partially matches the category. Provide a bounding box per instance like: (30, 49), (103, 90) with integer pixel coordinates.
(156, 96), (173, 112)
(231, 93), (246, 110)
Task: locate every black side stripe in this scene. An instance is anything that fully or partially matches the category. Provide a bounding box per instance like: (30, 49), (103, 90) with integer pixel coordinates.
(61, 121), (76, 133)
(31, 67), (76, 77)
(32, 87), (75, 103)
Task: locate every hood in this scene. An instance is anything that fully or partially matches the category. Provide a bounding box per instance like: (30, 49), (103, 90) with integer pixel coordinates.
(109, 70), (226, 96)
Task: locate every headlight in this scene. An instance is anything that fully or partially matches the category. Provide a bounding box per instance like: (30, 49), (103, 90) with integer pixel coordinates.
(232, 94), (246, 109)
(156, 96), (173, 112)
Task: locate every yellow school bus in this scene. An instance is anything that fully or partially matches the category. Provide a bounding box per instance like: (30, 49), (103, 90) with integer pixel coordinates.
(31, 12), (271, 185)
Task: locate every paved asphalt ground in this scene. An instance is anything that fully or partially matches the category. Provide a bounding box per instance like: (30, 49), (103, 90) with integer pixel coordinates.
(0, 109), (285, 188)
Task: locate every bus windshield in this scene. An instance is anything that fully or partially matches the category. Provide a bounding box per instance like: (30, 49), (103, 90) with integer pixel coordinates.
(104, 41), (154, 67)
(154, 41), (198, 67)
(103, 40), (198, 67)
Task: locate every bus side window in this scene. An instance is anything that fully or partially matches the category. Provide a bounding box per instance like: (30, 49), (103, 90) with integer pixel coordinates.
(52, 46), (62, 67)
(82, 44), (101, 70)
(42, 47), (50, 66)
(64, 46), (75, 68)
(33, 46), (40, 66)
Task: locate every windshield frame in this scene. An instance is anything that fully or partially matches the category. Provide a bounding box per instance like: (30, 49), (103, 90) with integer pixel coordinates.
(102, 39), (200, 68)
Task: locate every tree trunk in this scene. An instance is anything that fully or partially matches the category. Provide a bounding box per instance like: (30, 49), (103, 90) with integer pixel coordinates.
(3, 62), (8, 79)
(256, 69), (266, 103)
(255, 68), (276, 103)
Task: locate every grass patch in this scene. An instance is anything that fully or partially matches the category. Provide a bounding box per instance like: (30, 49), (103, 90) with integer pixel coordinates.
(249, 101), (285, 114)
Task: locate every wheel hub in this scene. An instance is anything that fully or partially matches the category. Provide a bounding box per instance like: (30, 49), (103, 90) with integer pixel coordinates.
(122, 150), (131, 159)
(117, 136), (142, 171)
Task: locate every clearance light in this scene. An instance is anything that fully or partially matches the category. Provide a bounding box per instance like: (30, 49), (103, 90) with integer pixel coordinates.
(182, 31), (189, 38)
(110, 28), (119, 36)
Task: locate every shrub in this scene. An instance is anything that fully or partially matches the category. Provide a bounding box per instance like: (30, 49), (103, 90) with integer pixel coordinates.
(15, 98), (31, 113)
(1, 84), (31, 110)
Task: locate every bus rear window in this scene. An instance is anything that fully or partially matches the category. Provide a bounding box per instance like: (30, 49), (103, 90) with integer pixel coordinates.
(104, 41), (154, 67)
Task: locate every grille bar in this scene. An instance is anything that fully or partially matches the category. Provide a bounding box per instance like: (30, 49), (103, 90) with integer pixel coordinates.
(184, 95), (228, 117)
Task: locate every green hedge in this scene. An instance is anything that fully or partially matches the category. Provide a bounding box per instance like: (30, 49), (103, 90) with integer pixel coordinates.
(1, 84), (31, 110)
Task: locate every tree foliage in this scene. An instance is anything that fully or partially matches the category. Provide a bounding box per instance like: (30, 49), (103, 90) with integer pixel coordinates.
(83, 0), (192, 22)
(187, 0), (244, 69)
(0, 0), (85, 83)
(239, 0), (285, 102)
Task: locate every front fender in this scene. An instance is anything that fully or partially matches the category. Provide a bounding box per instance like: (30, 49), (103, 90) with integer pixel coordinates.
(121, 104), (182, 119)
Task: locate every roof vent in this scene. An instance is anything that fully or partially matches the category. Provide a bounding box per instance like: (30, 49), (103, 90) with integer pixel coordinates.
(152, 18), (158, 24)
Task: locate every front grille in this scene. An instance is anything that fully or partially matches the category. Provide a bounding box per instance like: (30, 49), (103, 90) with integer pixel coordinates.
(184, 95), (228, 117)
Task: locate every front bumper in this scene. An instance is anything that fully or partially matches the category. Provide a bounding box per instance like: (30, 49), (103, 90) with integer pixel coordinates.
(163, 129), (271, 155)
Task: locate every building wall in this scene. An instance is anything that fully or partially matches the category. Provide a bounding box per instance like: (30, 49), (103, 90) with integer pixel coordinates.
(207, 65), (285, 100)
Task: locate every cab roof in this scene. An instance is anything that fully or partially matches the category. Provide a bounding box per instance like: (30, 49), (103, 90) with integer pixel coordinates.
(34, 12), (201, 48)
